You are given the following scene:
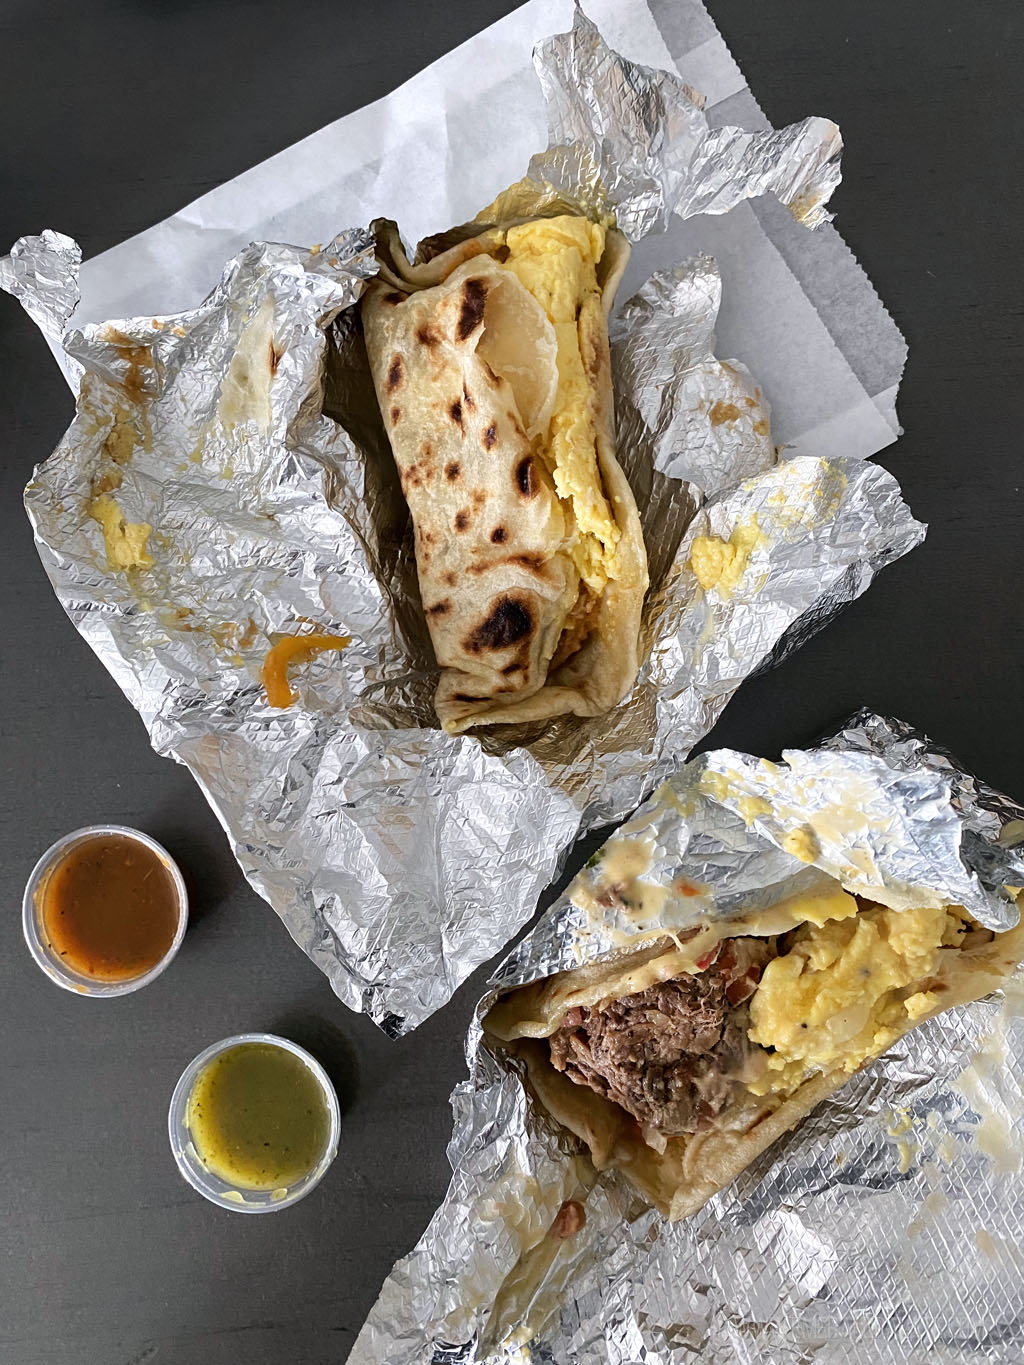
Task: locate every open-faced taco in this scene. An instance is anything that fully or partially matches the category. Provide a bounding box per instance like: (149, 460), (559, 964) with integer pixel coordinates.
(486, 882), (1024, 1219)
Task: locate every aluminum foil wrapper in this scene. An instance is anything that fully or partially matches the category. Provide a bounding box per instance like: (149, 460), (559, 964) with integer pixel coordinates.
(7, 14), (920, 1033)
(533, 9), (843, 241)
(354, 713), (1024, 1364)
(0, 228), (83, 358)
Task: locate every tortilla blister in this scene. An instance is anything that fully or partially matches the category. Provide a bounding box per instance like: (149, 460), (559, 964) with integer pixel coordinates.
(363, 215), (648, 733)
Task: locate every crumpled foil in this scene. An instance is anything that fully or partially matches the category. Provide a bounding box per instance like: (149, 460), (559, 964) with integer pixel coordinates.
(533, 9), (843, 240)
(353, 712), (1024, 1364)
(7, 12), (921, 1033)
(0, 228), (83, 346)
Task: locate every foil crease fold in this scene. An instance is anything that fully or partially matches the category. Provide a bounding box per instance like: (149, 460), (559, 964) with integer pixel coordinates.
(533, 9), (843, 240)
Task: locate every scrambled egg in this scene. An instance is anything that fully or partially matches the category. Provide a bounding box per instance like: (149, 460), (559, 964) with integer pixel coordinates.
(690, 517), (764, 597)
(89, 493), (154, 571)
(748, 901), (961, 1094)
(502, 217), (621, 593)
(103, 406), (139, 464)
(760, 883), (859, 930)
(782, 826), (820, 863)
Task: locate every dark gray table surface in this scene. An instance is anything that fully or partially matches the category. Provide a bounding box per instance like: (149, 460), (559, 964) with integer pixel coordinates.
(2, 3), (1022, 1363)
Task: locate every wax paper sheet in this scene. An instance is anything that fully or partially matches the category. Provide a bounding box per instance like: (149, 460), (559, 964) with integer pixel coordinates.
(16, 0), (904, 464)
(354, 713), (1024, 1363)
(5, 7), (922, 1030)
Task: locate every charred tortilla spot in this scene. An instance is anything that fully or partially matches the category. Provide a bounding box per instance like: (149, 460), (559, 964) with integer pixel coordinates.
(456, 277), (487, 342)
(453, 693), (487, 702)
(470, 489), (486, 510)
(513, 553), (544, 571)
(268, 338), (285, 378)
(445, 461), (461, 482)
(508, 412), (526, 439)
(405, 461), (436, 488)
(454, 509), (471, 532)
(416, 323), (441, 349)
(449, 399), (464, 428)
(483, 422), (498, 450)
(490, 526), (507, 544)
(747, 1108), (774, 1131)
(501, 662), (521, 676)
(462, 381), (476, 412)
(516, 456), (537, 498)
(384, 291), (405, 305)
(425, 600), (451, 616)
(443, 571), (458, 587)
(390, 405), (402, 425)
(386, 355), (404, 392)
(465, 596), (533, 653)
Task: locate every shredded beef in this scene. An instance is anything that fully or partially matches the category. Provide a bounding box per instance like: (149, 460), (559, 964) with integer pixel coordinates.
(548, 937), (773, 1137)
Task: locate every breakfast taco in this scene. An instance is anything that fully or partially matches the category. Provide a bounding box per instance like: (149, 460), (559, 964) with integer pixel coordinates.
(486, 882), (1024, 1220)
(361, 209), (648, 735)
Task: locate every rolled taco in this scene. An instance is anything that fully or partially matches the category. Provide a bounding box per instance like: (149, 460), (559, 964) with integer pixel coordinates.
(486, 885), (1024, 1220)
(361, 211), (648, 734)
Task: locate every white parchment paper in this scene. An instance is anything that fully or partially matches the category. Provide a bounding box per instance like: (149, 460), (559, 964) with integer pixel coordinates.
(43, 0), (904, 472)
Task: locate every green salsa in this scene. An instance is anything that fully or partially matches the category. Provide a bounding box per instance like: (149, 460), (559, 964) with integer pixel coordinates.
(186, 1042), (331, 1191)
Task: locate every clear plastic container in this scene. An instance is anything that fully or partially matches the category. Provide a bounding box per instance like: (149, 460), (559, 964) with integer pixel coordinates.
(167, 1033), (341, 1213)
(22, 824), (188, 997)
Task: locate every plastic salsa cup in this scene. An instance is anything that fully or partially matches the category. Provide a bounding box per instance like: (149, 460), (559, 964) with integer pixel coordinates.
(168, 1033), (341, 1213)
(22, 824), (188, 997)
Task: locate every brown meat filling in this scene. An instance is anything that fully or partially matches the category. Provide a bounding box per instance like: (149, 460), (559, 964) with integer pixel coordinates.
(548, 938), (773, 1140)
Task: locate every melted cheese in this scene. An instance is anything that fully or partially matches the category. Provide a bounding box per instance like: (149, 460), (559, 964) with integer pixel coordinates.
(501, 217), (620, 593)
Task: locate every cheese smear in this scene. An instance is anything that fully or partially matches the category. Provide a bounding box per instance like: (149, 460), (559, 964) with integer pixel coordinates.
(502, 217), (621, 593)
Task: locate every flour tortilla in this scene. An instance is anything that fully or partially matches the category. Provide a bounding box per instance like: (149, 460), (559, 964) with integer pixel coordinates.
(487, 912), (1024, 1220)
(362, 216), (647, 734)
